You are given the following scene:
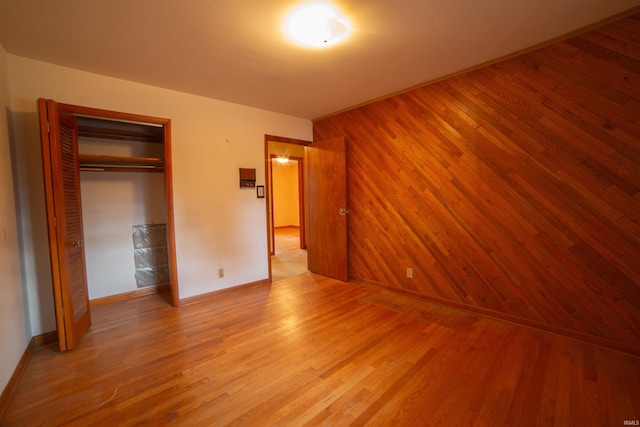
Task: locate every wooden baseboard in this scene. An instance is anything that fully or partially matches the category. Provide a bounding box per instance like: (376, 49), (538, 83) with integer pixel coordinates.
(355, 278), (640, 358)
(0, 338), (35, 421)
(180, 279), (271, 306)
(0, 330), (59, 420)
(33, 331), (57, 345)
(90, 284), (170, 307)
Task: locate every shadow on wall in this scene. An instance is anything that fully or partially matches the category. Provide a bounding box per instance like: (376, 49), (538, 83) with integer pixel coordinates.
(7, 109), (56, 335)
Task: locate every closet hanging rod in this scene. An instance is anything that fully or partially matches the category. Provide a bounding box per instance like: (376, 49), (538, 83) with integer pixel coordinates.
(78, 154), (164, 167)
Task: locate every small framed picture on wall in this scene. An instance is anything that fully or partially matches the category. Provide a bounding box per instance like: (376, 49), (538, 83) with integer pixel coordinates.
(256, 185), (265, 198)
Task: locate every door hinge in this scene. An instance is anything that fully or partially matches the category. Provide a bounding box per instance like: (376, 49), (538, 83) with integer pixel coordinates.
(54, 216), (57, 228)
(47, 121), (50, 133)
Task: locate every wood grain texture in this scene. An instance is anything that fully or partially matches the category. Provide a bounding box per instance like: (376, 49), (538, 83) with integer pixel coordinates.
(0, 340), (35, 421)
(89, 284), (170, 307)
(2, 274), (639, 425)
(308, 137), (349, 281)
(313, 14), (640, 352)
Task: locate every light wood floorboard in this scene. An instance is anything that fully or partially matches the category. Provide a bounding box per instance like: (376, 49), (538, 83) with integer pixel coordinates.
(274, 226), (302, 253)
(2, 273), (639, 426)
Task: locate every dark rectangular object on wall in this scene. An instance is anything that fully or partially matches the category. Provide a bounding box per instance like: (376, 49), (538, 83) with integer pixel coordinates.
(239, 168), (256, 188)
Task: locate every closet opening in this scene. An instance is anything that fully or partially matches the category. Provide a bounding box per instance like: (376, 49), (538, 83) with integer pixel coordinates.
(77, 116), (173, 305)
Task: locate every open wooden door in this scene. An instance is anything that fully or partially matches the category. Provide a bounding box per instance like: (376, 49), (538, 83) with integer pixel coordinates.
(39, 99), (91, 351)
(307, 136), (348, 281)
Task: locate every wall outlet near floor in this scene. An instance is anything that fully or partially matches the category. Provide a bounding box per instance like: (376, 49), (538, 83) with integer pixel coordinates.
(406, 267), (413, 278)
(218, 268), (224, 278)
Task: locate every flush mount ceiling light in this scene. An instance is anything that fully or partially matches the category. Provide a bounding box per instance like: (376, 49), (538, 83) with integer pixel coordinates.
(286, 3), (350, 48)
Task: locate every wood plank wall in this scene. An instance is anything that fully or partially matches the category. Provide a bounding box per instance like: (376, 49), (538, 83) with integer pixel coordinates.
(313, 14), (640, 354)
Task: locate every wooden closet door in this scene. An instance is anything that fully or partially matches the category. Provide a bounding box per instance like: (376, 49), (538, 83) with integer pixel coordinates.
(39, 98), (91, 351)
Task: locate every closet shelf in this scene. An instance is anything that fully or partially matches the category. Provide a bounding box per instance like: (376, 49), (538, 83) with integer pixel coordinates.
(79, 154), (164, 173)
(78, 123), (164, 143)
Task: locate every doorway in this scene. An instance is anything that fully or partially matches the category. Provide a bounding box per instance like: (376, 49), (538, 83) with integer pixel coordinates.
(265, 135), (310, 282)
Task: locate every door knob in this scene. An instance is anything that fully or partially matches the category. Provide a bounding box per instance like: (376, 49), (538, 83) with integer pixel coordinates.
(339, 208), (350, 216)
(73, 240), (83, 248)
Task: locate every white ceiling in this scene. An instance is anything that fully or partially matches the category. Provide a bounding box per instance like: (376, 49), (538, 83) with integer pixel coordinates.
(1, 0), (639, 120)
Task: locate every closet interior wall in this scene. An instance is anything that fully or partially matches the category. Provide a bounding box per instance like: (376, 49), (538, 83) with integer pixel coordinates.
(77, 118), (169, 300)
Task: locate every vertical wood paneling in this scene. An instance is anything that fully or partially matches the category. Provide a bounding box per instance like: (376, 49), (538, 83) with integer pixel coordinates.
(314, 14), (640, 352)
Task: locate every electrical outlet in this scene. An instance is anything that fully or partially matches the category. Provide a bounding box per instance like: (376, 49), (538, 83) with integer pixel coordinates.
(406, 267), (413, 278)
(218, 268), (224, 278)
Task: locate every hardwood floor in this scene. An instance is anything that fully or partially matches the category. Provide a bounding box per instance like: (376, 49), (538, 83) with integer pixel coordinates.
(3, 273), (639, 426)
(274, 226), (303, 252)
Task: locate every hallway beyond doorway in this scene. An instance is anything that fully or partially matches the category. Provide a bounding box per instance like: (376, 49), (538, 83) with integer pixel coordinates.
(271, 226), (308, 282)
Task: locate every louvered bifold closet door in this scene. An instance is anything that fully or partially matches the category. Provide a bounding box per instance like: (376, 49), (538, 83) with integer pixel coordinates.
(39, 98), (91, 351)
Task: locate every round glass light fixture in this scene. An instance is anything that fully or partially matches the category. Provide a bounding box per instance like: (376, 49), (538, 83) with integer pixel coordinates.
(286, 4), (350, 47)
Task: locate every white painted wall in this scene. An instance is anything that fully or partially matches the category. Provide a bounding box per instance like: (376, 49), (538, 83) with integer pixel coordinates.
(79, 137), (168, 299)
(81, 171), (168, 299)
(7, 54), (312, 337)
(0, 44), (30, 394)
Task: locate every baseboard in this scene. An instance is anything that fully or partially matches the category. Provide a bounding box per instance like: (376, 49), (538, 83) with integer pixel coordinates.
(180, 279), (271, 306)
(0, 338), (36, 421)
(33, 330), (57, 345)
(90, 284), (170, 307)
(355, 278), (640, 358)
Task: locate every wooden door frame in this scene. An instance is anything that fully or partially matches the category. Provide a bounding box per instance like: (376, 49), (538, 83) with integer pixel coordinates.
(43, 101), (180, 311)
(264, 135), (310, 281)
